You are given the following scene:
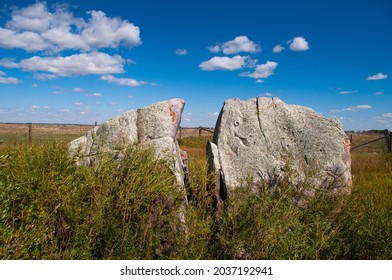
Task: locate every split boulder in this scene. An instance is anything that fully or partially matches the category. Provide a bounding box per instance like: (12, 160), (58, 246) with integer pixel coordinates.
(208, 97), (352, 203)
(69, 98), (188, 193)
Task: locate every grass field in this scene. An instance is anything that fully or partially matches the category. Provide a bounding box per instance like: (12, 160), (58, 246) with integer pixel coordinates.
(0, 123), (94, 145)
(0, 124), (391, 259)
(0, 123), (212, 145)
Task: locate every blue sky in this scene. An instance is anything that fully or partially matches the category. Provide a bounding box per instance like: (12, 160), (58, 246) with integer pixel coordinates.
(0, 0), (390, 130)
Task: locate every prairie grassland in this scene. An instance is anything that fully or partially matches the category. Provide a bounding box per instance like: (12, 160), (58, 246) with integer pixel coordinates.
(337, 135), (392, 259)
(0, 123), (209, 145)
(0, 129), (391, 259)
(0, 123), (93, 145)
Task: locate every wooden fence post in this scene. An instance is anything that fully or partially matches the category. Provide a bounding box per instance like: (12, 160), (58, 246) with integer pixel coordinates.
(199, 126), (202, 137)
(384, 129), (391, 153)
(28, 122), (32, 145)
(350, 133), (353, 145)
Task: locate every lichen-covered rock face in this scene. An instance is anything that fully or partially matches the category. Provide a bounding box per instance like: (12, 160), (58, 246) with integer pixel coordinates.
(208, 97), (352, 201)
(69, 98), (187, 192)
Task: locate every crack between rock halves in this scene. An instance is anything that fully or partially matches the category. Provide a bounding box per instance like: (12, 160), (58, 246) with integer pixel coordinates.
(135, 109), (141, 144)
(256, 98), (269, 150)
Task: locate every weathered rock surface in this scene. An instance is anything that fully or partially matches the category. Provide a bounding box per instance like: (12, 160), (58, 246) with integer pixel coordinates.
(69, 98), (188, 192)
(208, 97), (352, 202)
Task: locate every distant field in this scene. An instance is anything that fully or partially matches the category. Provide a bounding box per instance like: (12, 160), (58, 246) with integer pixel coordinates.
(0, 123), (94, 145)
(178, 127), (214, 138)
(349, 132), (390, 153)
(0, 123), (214, 145)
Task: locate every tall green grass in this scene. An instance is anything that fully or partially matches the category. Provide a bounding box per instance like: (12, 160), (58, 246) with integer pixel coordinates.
(178, 136), (212, 148)
(0, 143), (186, 259)
(0, 138), (391, 259)
(329, 152), (392, 259)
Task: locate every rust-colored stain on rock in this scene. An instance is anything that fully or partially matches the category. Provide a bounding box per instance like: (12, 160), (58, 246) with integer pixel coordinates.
(170, 105), (176, 124)
(342, 137), (352, 164)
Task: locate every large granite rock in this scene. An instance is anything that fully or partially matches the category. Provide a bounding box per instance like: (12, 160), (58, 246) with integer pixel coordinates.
(69, 98), (188, 192)
(208, 97), (352, 203)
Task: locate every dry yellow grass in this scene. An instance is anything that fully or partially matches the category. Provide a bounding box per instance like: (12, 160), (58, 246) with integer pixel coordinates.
(0, 123), (93, 135)
(0, 123), (93, 145)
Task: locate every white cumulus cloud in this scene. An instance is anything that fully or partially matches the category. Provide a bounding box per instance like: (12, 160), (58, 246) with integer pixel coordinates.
(209, 112), (219, 117)
(0, 58), (19, 68)
(288, 36), (310, 51)
(339, 90), (358, 94)
(258, 92), (272, 97)
(0, 2), (141, 52)
(199, 55), (250, 71)
(19, 52), (125, 76)
(100, 75), (155, 87)
(272, 44), (284, 53)
(0, 28), (49, 51)
(175, 48), (188, 55)
(34, 73), (57, 80)
(355, 105), (372, 110)
(0, 76), (21, 84)
(79, 10), (141, 50)
(367, 73), (388, 80)
(240, 61), (278, 80)
(208, 35), (261, 55)
(330, 105), (372, 113)
(6, 2), (52, 33)
(85, 92), (102, 97)
(0, 71), (21, 84)
(208, 45), (220, 53)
